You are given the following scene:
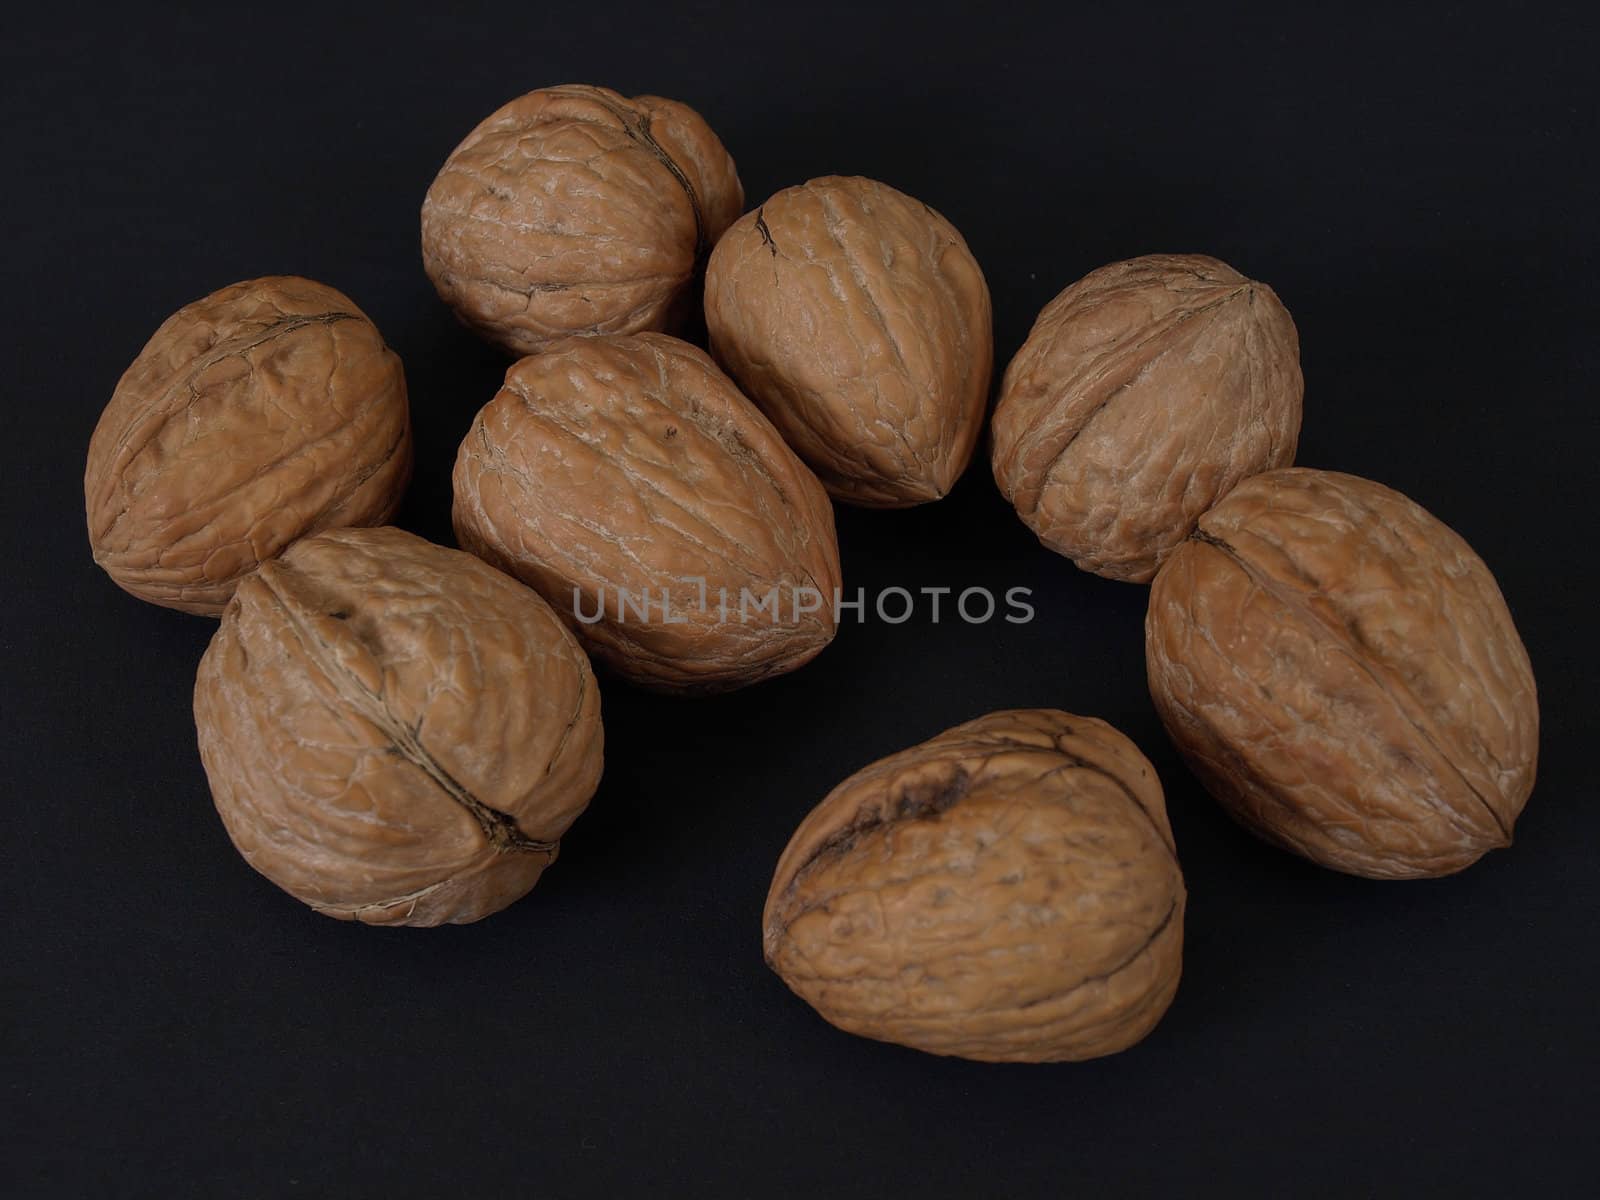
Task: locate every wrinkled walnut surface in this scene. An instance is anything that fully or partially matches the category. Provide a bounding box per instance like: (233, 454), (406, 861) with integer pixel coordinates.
(764, 709), (1185, 1062)
(194, 526), (603, 926)
(1146, 468), (1538, 879)
(422, 84), (742, 356)
(452, 333), (842, 693)
(992, 254), (1301, 582)
(86, 276), (412, 615)
(705, 176), (992, 507)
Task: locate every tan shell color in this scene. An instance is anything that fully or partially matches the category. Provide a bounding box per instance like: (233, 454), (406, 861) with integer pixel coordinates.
(85, 276), (412, 615)
(992, 254), (1302, 582)
(194, 527), (603, 926)
(763, 709), (1185, 1063)
(421, 84), (743, 356)
(1146, 469), (1538, 879)
(452, 333), (842, 694)
(704, 176), (993, 507)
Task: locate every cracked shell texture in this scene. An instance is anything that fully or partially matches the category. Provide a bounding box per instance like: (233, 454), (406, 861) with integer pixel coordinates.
(85, 276), (412, 616)
(453, 333), (842, 694)
(1146, 468), (1538, 879)
(763, 709), (1185, 1062)
(704, 176), (993, 508)
(992, 254), (1302, 582)
(194, 526), (603, 926)
(421, 84), (742, 356)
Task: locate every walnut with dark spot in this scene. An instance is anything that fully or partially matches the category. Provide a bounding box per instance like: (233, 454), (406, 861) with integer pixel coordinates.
(85, 276), (411, 615)
(193, 526), (603, 926)
(421, 84), (742, 356)
(1146, 468), (1538, 878)
(763, 709), (1185, 1062)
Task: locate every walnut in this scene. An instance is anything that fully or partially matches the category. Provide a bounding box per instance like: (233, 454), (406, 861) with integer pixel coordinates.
(421, 84), (742, 356)
(763, 709), (1185, 1062)
(84, 276), (412, 616)
(193, 526), (603, 926)
(1146, 468), (1539, 879)
(452, 333), (841, 693)
(991, 254), (1302, 582)
(704, 176), (992, 507)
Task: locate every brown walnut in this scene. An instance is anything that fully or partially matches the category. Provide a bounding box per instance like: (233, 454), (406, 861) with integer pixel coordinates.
(1146, 468), (1538, 879)
(992, 254), (1302, 582)
(421, 84), (743, 356)
(763, 709), (1185, 1062)
(85, 276), (412, 615)
(452, 333), (842, 694)
(193, 526), (603, 926)
(704, 176), (992, 507)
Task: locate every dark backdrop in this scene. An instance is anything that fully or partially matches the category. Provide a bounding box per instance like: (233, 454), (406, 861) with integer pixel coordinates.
(4, 4), (1597, 1197)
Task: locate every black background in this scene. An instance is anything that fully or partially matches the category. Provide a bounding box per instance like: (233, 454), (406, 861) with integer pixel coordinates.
(5, 3), (1598, 1196)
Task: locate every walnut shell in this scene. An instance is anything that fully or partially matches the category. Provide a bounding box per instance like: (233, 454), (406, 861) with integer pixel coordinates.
(452, 333), (841, 693)
(704, 176), (993, 507)
(763, 709), (1185, 1062)
(1146, 468), (1538, 879)
(421, 84), (743, 356)
(992, 254), (1302, 582)
(193, 526), (603, 926)
(85, 276), (412, 616)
